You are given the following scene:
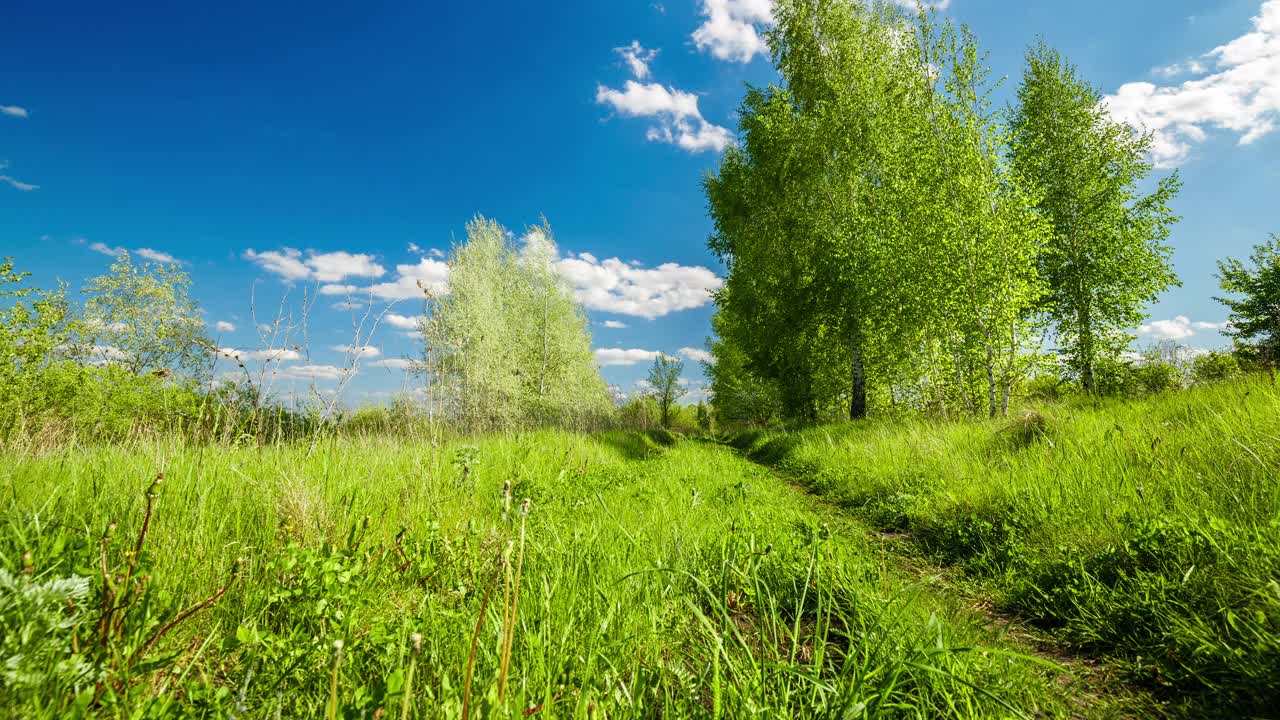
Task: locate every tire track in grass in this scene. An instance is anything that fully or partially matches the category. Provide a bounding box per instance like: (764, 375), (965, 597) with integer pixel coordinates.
(711, 438), (1168, 719)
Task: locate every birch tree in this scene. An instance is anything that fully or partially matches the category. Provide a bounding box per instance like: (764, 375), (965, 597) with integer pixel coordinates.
(1008, 41), (1181, 395)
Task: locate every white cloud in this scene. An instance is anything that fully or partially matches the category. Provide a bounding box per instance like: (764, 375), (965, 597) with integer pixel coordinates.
(692, 0), (773, 63)
(308, 251), (386, 283)
(88, 242), (124, 258)
(331, 345), (381, 358)
(85, 241), (182, 264)
(557, 253), (723, 318)
(0, 105), (28, 118)
(596, 80), (733, 153)
(602, 320), (628, 329)
(364, 258), (450, 300)
(332, 301), (365, 311)
(136, 248), (182, 264)
(1104, 0), (1280, 167)
(243, 248), (387, 284)
(384, 313), (423, 330)
(214, 321), (236, 333)
(594, 348), (661, 366)
(369, 358), (414, 370)
(0, 173), (37, 191)
(679, 347), (713, 363)
(86, 345), (129, 366)
(215, 347), (302, 362)
(243, 248), (311, 281)
(275, 364), (350, 381)
(1139, 316), (1202, 340)
(319, 284), (359, 296)
(616, 40), (659, 80)
(691, 0), (946, 64)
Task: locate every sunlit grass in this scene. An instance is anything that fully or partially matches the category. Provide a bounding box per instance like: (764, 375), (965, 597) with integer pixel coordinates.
(3, 431), (1084, 717)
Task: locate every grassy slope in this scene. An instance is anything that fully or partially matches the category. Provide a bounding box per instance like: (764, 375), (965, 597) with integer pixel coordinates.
(731, 376), (1280, 717)
(3, 432), (1094, 718)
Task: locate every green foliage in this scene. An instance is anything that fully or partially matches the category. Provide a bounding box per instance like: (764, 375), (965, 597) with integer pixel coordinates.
(81, 251), (211, 379)
(1191, 350), (1240, 383)
(646, 354), (686, 428)
(0, 258), (80, 440)
(421, 217), (614, 431)
(2, 432), (1085, 718)
(736, 376), (1280, 715)
(1008, 42), (1181, 395)
(707, 2), (1050, 424)
(1215, 233), (1280, 365)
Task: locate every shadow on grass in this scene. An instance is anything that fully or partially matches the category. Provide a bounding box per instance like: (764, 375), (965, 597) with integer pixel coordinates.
(597, 431), (671, 461)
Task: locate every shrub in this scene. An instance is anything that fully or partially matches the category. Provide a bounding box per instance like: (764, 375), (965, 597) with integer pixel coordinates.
(1191, 350), (1240, 383)
(1131, 360), (1182, 394)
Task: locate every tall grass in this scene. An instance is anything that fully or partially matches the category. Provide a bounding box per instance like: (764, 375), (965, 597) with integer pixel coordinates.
(731, 375), (1280, 716)
(2, 432), (1087, 717)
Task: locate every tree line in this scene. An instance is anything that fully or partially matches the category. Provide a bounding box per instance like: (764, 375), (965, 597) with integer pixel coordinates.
(704, 0), (1185, 424)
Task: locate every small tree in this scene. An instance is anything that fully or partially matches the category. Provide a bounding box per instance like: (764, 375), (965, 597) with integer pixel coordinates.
(694, 401), (712, 434)
(1009, 41), (1181, 395)
(647, 354), (686, 428)
(82, 252), (209, 378)
(1216, 234), (1280, 370)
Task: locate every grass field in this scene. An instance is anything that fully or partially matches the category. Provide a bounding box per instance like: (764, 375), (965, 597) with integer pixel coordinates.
(732, 375), (1280, 717)
(2, 377), (1276, 718)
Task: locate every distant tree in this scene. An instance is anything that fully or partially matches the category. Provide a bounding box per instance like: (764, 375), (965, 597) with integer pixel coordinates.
(81, 252), (209, 378)
(646, 354), (686, 428)
(419, 216), (614, 430)
(1216, 234), (1280, 369)
(1009, 41), (1181, 395)
(694, 401), (712, 434)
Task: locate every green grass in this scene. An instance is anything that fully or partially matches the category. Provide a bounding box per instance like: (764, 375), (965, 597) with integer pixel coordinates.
(2, 431), (1096, 718)
(731, 376), (1280, 716)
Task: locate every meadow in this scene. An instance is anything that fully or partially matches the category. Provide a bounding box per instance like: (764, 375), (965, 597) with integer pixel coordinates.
(732, 375), (1280, 717)
(3, 377), (1277, 718)
(3, 427), (1128, 718)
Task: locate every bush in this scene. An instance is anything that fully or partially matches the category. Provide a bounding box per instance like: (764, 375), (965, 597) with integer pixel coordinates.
(1191, 350), (1240, 383)
(1131, 360), (1183, 394)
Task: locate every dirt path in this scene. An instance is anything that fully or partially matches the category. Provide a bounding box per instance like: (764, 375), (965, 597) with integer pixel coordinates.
(714, 440), (1168, 719)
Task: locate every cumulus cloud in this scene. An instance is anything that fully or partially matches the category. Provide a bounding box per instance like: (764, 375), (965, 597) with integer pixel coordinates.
(361, 258), (450, 301)
(330, 345), (381, 358)
(557, 252), (723, 318)
(594, 348), (661, 366)
(616, 40), (659, 79)
(1139, 316), (1231, 340)
(215, 347), (302, 362)
(596, 80), (733, 153)
(214, 321), (236, 333)
(0, 105), (28, 118)
(244, 248), (387, 284)
(275, 364), (349, 381)
(692, 0), (774, 62)
(369, 358), (414, 370)
(679, 347), (713, 363)
(690, 0), (946, 63)
(601, 320), (628, 329)
(384, 313), (423, 330)
(312, 255), (446, 304)
(1105, 0), (1280, 167)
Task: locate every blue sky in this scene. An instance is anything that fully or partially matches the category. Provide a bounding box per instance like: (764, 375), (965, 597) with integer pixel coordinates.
(3, 0), (1278, 405)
